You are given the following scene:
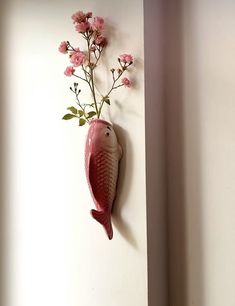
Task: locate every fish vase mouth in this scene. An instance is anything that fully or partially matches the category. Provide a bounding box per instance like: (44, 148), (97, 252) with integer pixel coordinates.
(89, 118), (112, 126)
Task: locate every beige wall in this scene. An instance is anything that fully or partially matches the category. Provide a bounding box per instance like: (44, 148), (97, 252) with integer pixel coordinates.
(166, 0), (235, 305)
(144, 0), (168, 305)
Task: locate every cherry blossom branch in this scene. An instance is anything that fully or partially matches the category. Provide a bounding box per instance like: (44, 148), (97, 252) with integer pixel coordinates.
(59, 10), (134, 125)
(97, 63), (132, 118)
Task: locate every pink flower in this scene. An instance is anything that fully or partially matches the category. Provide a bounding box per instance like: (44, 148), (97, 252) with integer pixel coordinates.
(70, 50), (86, 67)
(95, 35), (107, 46)
(75, 21), (90, 33)
(64, 66), (75, 77)
(122, 77), (132, 88)
(58, 41), (68, 54)
(119, 54), (133, 64)
(71, 11), (86, 23)
(92, 17), (104, 31)
(86, 12), (93, 18)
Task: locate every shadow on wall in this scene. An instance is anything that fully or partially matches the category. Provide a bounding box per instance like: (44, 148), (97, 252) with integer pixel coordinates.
(0, 1), (7, 305)
(164, 0), (205, 305)
(144, 0), (168, 305)
(112, 123), (138, 249)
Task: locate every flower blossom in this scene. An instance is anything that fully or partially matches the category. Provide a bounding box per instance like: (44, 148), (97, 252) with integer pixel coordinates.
(75, 21), (90, 33)
(64, 66), (75, 77)
(70, 49), (86, 67)
(58, 41), (68, 54)
(71, 11), (86, 23)
(119, 54), (133, 64)
(92, 17), (104, 31)
(95, 35), (107, 47)
(122, 77), (131, 88)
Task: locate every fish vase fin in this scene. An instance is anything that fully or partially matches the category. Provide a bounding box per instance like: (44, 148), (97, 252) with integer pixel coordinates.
(91, 209), (113, 240)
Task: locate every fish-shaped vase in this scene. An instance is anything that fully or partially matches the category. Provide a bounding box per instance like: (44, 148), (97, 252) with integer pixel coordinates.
(85, 119), (122, 240)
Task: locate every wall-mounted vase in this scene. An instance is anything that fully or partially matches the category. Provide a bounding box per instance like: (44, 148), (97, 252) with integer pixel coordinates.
(85, 119), (122, 240)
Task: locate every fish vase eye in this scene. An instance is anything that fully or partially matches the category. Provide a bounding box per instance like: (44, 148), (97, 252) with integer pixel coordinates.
(105, 125), (112, 137)
(99, 125), (118, 150)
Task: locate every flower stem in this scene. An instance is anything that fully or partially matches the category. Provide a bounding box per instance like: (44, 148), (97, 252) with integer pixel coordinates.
(97, 69), (125, 118)
(74, 93), (89, 122)
(86, 37), (99, 117)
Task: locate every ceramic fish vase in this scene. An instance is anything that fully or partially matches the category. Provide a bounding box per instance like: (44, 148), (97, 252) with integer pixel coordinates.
(85, 119), (122, 240)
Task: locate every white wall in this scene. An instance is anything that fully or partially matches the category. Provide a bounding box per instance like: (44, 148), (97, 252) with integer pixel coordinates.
(5, 1), (148, 306)
(5, 1), (235, 305)
(167, 0), (235, 305)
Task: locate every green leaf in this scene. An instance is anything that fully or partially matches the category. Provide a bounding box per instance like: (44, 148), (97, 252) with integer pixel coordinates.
(87, 111), (97, 119)
(78, 110), (84, 117)
(79, 118), (86, 126)
(67, 106), (78, 114)
(102, 96), (110, 105)
(62, 114), (77, 120)
(104, 98), (110, 105)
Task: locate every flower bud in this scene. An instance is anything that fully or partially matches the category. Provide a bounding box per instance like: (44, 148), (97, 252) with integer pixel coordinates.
(90, 46), (96, 52)
(89, 62), (96, 69)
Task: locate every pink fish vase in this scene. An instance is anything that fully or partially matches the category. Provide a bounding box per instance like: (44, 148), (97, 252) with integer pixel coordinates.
(85, 119), (122, 239)
(59, 10), (134, 239)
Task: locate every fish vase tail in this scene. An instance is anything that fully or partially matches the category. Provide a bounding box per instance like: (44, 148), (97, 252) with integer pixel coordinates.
(91, 209), (113, 240)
